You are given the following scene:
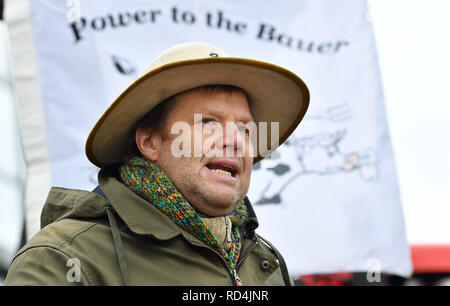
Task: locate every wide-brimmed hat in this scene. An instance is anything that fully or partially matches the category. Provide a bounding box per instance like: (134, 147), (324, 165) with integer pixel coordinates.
(86, 42), (309, 167)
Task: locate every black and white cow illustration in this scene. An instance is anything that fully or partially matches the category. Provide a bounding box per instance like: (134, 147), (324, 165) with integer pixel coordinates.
(252, 129), (379, 205)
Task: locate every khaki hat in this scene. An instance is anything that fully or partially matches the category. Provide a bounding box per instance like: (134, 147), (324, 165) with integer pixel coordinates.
(86, 42), (309, 167)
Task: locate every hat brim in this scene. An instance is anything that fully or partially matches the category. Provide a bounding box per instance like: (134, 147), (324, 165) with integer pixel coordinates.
(86, 57), (310, 168)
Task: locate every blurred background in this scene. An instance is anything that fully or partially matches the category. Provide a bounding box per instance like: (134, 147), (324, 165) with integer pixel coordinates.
(0, 0), (449, 285)
(0, 0), (27, 284)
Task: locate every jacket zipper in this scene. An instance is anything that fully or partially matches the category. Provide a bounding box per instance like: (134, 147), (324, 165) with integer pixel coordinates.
(230, 238), (258, 286)
(236, 238), (258, 271)
(231, 269), (243, 286)
(187, 237), (257, 286)
(187, 240), (240, 286)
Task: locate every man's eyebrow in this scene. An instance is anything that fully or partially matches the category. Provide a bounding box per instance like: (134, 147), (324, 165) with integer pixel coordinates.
(193, 107), (254, 123)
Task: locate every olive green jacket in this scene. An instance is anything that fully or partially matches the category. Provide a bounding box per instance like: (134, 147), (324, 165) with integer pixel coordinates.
(5, 165), (293, 286)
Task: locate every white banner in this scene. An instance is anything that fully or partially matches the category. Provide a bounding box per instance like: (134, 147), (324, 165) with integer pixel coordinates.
(0, 22), (25, 270)
(6, 0), (412, 277)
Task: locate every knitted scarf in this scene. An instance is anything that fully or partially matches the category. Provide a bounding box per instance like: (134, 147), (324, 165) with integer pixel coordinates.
(119, 157), (247, 272)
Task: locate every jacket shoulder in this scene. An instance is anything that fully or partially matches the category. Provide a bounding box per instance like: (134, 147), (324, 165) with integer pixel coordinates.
(29, 218), (100, 249)
(41, 187), (108, 228)
(6, 217), (108, 286)
(4, 237), (93, 285)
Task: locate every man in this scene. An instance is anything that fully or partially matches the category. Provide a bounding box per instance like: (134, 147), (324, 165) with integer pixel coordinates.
(5, 42), (309, 285)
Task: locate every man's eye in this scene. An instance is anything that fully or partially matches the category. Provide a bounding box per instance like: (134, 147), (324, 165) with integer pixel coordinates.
(202, 119), (214, 124)
(238, 125), (249, 134)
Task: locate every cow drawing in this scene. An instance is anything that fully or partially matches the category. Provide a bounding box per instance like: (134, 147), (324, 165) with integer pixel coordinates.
(252, 129), (379, 205)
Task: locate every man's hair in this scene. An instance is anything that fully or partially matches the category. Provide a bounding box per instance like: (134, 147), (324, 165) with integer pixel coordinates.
(124, 84), (248, 160)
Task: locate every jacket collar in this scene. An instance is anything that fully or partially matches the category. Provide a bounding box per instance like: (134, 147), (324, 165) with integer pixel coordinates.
(242, 196), (259, 240)
(98, 164), (182, 240)
(98, 163), (260, 241)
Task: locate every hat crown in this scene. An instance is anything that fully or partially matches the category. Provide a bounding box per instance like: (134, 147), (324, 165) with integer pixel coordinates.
(144, 42), (228, 74)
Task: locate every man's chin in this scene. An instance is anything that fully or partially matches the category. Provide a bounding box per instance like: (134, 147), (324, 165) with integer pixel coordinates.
(198, 195), (241, 216)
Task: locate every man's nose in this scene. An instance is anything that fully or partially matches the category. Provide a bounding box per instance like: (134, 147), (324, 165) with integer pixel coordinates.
(219, 123), (245, 156)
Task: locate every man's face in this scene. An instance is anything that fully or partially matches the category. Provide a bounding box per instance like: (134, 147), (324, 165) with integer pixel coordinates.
(141, 88), (254, 216)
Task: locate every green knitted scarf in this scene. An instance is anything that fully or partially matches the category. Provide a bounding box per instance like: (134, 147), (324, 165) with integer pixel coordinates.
(119, 157), (247, 272)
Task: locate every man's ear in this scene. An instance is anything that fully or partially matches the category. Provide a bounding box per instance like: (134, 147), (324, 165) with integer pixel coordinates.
(135, 127), (162, 162)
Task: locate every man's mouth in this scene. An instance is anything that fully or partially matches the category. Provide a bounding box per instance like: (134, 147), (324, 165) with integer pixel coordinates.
(211, 168), (233, 177)
(205, 161), (238, 178)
